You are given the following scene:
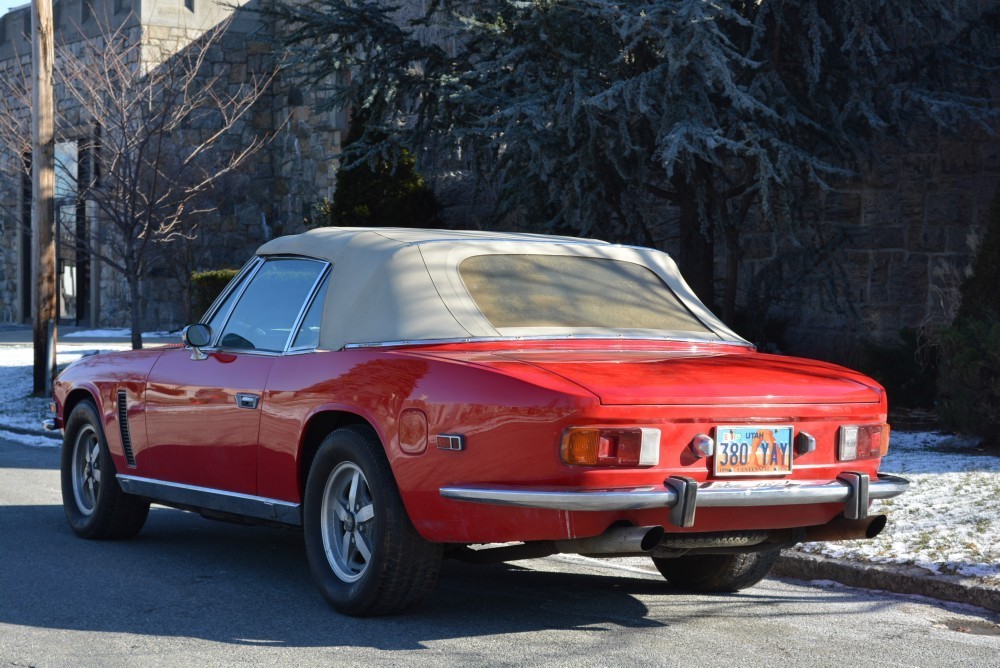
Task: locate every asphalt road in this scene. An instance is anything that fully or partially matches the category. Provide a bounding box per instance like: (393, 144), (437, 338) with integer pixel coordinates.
(2, 436), (999, 667)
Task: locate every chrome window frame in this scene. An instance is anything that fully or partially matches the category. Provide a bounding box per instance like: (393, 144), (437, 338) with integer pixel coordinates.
(199, 257), (263, 337)
(209, 255), (330, 355)
(286, 266), (332, 354)
(343, 336), (756, 350)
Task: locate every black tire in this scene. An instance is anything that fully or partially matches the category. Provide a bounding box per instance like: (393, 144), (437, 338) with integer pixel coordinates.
(303, 425), (442, 616)
(60, 400), (150, 539)
(651, 550), (779, 592)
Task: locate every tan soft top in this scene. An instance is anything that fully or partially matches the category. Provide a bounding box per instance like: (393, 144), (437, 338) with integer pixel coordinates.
(256, 227), (747, 350)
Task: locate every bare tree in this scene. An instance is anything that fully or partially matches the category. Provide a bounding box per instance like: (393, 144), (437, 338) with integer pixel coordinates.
(1, 12), (278, 349)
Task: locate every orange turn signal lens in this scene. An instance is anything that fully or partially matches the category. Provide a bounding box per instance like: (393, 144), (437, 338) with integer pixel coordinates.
(561, 427), (659, 467)
(563, 429), (602, 465)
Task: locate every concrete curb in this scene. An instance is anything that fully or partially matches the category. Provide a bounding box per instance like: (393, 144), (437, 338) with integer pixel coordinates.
(775, 551), (1000, 614)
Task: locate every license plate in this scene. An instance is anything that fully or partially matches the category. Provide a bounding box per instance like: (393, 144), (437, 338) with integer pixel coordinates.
(714, 426), (793, 477)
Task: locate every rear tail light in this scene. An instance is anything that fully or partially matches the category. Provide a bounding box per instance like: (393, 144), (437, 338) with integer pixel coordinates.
(838, 424), (890, 461)
(561, 427), (660, 467)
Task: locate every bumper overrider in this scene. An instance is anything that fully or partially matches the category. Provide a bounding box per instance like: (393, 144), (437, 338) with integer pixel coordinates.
(441, 472), (909, 528)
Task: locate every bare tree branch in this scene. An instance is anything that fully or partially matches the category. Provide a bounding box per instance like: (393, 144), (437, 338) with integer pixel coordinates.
(1, 11), (281, 348)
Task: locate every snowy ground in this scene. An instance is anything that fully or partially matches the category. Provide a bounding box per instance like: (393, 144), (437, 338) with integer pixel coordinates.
(1, 342), (998, 586)
(61, 328), (179, 339)
(0, 343), (132, 434)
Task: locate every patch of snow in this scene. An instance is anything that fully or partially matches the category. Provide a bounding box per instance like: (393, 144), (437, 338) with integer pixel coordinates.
(62, 329), (179, 339)
(0, 343), (131, 432)
(806, 579), (841, 588)
(0, 429), (58, 448)
(791, 430), (1000, 585)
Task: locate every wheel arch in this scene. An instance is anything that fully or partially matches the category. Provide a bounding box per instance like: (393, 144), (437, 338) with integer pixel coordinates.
(63, 386), (101, 426)
(298, 409), (378, 497)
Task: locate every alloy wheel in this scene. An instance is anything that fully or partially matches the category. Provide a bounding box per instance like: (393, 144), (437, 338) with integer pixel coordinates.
(71, 424), (101, 516)
(320, 461), (377, 582)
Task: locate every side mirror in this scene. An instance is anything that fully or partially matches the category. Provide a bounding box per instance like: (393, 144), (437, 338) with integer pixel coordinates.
(182, 323), (212, 360)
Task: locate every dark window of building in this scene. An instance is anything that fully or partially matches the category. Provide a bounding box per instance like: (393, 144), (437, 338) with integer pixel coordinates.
(74, 138), (91, 324)
(184, 0), (195, 12)
(114, 0), (127, 15)
(82, 1), (92, 24)
(22, 10), (31, 40)
(0, 16), (7, 45)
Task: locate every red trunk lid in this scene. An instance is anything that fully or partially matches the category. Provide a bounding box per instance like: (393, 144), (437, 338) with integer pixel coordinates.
(491, 349), (882, 406)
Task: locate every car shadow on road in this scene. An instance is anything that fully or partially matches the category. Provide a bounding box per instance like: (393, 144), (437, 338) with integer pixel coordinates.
(0, 502), (918, 651)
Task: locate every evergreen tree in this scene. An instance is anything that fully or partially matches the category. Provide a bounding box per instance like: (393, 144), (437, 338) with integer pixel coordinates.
(275, 0), (999, 313)
(937, 187), (1000, 449)
(323, 116), (442, 228)
(956, 188), (1000, 324)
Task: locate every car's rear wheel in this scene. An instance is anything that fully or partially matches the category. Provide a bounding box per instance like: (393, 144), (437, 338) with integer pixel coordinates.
(303, 425), (442, 616)
(60, 400), (149, 539)
(651, 550), (779, 592)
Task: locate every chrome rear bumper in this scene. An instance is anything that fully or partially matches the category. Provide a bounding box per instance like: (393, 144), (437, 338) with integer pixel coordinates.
(440, 473), (909, 528)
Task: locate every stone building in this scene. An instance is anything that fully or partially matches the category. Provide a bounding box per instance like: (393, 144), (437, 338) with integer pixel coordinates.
(0, 0), (997, 366)
(0, 0), (344, 330)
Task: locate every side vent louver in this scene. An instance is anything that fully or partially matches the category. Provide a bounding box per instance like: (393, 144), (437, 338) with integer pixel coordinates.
(117, 390), (137, 467)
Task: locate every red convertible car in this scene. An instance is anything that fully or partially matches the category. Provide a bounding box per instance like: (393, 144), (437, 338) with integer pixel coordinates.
(49, 227), (908, 615)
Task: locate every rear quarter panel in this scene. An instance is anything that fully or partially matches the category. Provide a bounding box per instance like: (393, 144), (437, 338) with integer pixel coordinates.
(257, 349), (598, 504)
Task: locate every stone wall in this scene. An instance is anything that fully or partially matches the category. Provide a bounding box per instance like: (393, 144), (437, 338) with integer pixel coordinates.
(127, 0), (345, 330)
(0, 40), (33, 325)
(736, 121), (1000, 364)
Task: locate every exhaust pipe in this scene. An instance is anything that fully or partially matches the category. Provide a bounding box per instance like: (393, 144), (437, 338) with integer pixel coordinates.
(802, 514), (887, 542)
(448, 525), (666, 564)
(553, 525), (666, 555)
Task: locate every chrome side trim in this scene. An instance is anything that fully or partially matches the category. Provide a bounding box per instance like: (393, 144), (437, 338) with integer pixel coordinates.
(345, 336), (755, 350)
(439, 474), (910, 514)
(42, 418), (58, 432)
(116, 475), (301, 525)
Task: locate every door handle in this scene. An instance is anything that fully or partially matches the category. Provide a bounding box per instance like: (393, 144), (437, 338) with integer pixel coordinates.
(236, 393), (260, 410)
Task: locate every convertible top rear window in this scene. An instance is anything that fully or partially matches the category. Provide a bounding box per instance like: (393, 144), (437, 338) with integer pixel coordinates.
(459, 254), (712, 332)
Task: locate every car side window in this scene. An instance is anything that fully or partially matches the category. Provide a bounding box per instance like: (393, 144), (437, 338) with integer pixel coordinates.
(203, 261), (258, 333)
(217, 258), (326, 352)
(290, 273), (330, 350)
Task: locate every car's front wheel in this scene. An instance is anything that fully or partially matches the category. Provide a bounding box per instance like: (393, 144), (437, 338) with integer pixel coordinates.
(60, 399), (149, 539)
(651, 550), (779, 592)
(303, 425), (442, 616)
